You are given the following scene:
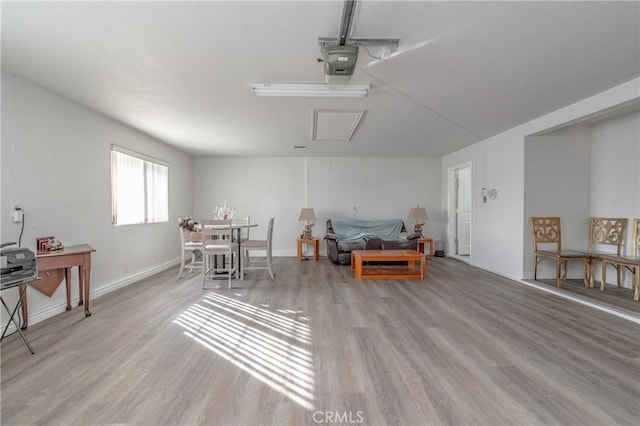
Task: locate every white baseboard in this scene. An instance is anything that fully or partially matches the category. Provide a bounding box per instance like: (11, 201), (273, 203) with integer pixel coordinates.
(514, 278), (640, 325)
(1, 258), (181, 333)
(470, 261), (522, 282)
(91, 258), (181, 300)
(481, 265), (638, 324)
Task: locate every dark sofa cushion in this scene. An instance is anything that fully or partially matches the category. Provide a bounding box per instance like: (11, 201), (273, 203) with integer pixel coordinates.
(338, 239), (366, 252)
(381, 241), (401, 250)
(381, 240), (413, 250)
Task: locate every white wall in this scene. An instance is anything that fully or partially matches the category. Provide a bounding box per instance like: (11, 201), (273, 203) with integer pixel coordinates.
(475, 134), (526, 277)
(590, 111), (640, 286)
(192, 156), (443, 256)
(307, 157), (442, 254)
(590, 111), (640, 225)
(192, 157), (306, 256)
(441, 134), (527, 279)
(1, 73), (193, 328)
(524, 125), (592, 279)
(442, 78), (639, 281)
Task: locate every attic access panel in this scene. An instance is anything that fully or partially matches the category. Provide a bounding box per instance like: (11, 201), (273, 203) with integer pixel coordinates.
(312, 109), (365, 142)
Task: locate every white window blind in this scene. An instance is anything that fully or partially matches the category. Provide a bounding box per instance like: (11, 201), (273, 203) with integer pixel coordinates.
(111, 146), (168, 225)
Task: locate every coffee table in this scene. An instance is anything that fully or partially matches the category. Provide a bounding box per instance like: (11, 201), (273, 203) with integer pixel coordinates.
(351, 249), (425, 280)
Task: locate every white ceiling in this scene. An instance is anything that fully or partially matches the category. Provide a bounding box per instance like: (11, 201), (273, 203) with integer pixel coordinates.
(2, 1), (638, 157)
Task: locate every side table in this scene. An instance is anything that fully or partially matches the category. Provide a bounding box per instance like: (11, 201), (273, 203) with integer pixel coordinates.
(297, 238), (319, 261)
(21, 244), (96, 328)
(417, 238), (434, 260)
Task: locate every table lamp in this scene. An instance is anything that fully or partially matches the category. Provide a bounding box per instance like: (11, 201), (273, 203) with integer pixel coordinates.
(407, 206), (429, 237)
(298, 208), (316, 239)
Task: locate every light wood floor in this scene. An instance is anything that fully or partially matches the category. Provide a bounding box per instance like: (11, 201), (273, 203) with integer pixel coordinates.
(527, 277), (640, 318)
(2, 257), (639, 425)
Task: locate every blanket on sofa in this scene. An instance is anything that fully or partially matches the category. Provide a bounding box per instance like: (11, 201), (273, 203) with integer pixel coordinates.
(331, 218), (404, 241)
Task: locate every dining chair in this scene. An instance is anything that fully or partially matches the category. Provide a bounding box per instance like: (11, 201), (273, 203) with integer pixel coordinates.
(241, 217), (275, 280)
(530, 216), (589, 288)
(201, 219), (239, 289)
(178, 217), (203, 279)
(584, 217), (627, 287)
(601, 219), (640, 301)
(237, 216), (251, 243)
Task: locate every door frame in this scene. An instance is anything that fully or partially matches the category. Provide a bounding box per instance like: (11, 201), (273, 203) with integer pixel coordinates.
(447, 162), (472, 263)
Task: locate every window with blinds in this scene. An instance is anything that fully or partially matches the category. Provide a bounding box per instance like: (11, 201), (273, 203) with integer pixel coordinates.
(110, 146), (168, 225)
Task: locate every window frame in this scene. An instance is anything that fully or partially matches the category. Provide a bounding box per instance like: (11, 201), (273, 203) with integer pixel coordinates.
(110, 145), (169, 226)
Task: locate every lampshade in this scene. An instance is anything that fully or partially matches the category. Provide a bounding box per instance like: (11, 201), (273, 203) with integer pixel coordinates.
(298, 208), (317, 222)
(407, 207), (429, 221)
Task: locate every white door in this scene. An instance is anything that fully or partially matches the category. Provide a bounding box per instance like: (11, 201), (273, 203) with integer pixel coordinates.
(456, 167), (472, 255)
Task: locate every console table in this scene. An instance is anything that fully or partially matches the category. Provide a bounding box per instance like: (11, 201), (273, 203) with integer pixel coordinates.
(20, 244), (95, 328)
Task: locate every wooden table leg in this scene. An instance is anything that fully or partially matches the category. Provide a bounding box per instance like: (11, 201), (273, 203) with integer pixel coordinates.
(81, 265), (91, 317)
(77, 265), (84, 306)
(19, 285), (28, 329)
(418, 239), (434, 260)
(65, 267), (72, 311)
(351, 252), (355, 274)
(354, 257), (363, 279)
(633, 266), (640, 302)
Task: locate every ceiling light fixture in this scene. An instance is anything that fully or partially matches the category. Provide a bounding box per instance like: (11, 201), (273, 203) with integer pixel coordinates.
(250, 83), (369, 98)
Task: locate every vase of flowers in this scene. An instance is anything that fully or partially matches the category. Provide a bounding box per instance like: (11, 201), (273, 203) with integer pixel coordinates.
(178, 217), (197, 231)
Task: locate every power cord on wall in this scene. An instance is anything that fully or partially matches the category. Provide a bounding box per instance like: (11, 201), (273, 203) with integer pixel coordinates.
(18, 211), (25, 247)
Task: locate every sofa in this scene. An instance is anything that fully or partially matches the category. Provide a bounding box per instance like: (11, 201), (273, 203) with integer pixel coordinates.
(324, 218), (420, 265)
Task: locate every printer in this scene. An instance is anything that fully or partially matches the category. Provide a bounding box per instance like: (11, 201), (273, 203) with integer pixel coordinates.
(1, 244), (37, 288)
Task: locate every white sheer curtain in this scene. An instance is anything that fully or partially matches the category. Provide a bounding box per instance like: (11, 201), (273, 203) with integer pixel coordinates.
(146, 161), (169, 223)
(111, 147), (168, 225)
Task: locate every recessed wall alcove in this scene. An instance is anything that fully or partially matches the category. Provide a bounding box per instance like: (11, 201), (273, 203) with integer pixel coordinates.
(523, 103), (640, 310)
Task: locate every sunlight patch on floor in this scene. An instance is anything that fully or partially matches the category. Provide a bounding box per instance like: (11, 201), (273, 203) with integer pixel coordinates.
(173, 293), (315, 409)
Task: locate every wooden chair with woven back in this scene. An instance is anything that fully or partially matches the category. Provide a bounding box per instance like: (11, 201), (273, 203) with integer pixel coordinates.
(530, 216), (589, 288)
(584, 217), (628, 288)
(600, 219), (640, 301)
